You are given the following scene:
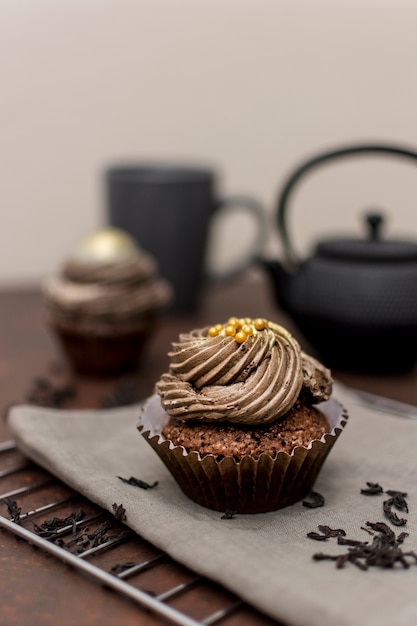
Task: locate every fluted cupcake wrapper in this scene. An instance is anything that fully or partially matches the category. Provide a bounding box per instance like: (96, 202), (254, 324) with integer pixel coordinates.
(138, 395), (348, 514)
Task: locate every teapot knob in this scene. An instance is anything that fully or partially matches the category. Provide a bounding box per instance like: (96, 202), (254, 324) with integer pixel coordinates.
(366, 212), (384, 241)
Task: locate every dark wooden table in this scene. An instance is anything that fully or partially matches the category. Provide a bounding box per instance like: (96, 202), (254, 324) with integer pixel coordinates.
(1, 272), (417, 625)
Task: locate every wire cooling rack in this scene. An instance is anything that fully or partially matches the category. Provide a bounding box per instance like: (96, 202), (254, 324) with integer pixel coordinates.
(0, 440), (276, 626)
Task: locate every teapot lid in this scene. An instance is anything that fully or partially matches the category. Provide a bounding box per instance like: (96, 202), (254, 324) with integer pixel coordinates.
(316, 213), (417, 262)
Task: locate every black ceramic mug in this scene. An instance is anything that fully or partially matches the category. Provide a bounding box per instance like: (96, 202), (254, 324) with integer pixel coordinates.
(106, 164), (266, 312)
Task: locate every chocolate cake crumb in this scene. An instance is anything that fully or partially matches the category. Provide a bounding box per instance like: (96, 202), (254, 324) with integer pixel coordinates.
(162, 402), (329, 460)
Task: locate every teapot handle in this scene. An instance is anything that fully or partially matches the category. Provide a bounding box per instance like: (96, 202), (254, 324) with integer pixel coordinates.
(277, 143), (417, 266)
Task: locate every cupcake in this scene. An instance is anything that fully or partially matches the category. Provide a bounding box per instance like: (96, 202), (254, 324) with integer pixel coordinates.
(139, 317), (347, 514)
(43, 227), (171, 375)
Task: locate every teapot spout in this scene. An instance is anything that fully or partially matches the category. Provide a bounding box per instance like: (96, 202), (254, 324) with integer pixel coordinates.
(259, 257), (293, 312)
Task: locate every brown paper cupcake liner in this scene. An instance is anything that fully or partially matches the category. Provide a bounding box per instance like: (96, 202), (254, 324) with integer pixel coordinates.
(138, 395), (348, 514)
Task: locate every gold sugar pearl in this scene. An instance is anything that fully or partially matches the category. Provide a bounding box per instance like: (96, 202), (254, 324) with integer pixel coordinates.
(235, 330), (247, 343)
(254, 318), (267, 331)
(242, 324), (254, 336)
(207, 317), (270, 343)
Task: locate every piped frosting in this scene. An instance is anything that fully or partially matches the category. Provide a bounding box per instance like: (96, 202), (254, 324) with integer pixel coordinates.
(155, 318), (332, 425)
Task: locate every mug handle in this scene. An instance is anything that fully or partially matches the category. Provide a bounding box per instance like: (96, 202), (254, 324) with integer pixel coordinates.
(207, 196), (267, 280)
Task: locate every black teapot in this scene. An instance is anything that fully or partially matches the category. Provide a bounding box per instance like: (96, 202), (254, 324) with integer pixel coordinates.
(261, 144), (417, 373)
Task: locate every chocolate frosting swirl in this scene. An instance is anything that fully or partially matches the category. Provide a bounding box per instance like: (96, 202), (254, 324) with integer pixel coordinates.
(44, 248), (170, 322)
(156, 321), (333, 425)
(63, 255), (156, 286)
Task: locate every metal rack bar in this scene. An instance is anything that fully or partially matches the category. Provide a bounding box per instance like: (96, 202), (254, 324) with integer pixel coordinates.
(0, 440), (17, 453)
(0, 462), (32, 478)
(0, 479), (54, 500)
(76, 531), (134, 558)
(0, 514), (203, 626)
(117, 554), (166, 579)
(0, 441), (257, 626)
(20, 495), (79, 520)
(38, 512), (105, 538)
(202, 601), (244, 625)
(155, 577), (202, 601)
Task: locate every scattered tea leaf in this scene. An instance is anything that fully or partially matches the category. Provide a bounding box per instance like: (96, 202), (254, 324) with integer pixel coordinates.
(3, 498), (22, 524)
(33, 509), (85, 539)
(311, 522), (416, 570)
(307, 531), (329, 541)
(26, 376), (76, 408)
(117, 476), (158, 490)
(360, 482), (384, 495)
(112, 503), (127, 522)
(361, 483), (409, 527)
(385, 490), (408, 499)
(302, 491), (325, 509)
(318, 525), (346, 538)
(383, 498), (408, 527)
(307, 526), (346, 541)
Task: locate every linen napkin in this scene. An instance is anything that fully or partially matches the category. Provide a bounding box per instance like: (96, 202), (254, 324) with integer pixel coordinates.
(8, 384), (417, 626)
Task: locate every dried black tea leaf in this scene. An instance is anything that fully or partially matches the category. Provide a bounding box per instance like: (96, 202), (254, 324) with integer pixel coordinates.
(337, 537), (368, 547)
(312, 520), (416, 570)
(307, 526), (346, 541)
(365, 521), (396, 542)
(360, 482), (384, 495)
(318, 525), (346, 538)
(385, 490), (408, 499)
(26, 376), (76, 408)
(112, 503), (127, 522)
(387, 493), (408, 512)
(335, 554), (350, 569)
(70, 520), (115, 554)
(33, 509), (85, 539)
(3, 498), (22, 524)
(302, 491), (325, 509)
(117, 476), (158, 490)
(307, 531), (329, 541)
(360, 483), (409, 526)
(313, 553), (338, 562)
(383, 498), (408, 527)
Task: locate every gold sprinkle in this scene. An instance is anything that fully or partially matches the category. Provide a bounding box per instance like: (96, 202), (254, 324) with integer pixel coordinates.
(235, 330), (247, 343)
(254, 318), (267, 330)
(242, 324), (254, 336)
(207, 317), (270, 344)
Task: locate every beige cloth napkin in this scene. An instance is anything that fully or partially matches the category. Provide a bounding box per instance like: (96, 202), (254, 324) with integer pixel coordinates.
(8, 384), (417, 626)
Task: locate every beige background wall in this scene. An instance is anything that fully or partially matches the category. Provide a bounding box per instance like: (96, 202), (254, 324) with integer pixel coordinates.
(1, 0), (417, 285)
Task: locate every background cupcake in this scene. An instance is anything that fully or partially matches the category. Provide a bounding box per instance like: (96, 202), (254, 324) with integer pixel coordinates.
(43, 227), (171, 375)
(139, 318), (347, 513)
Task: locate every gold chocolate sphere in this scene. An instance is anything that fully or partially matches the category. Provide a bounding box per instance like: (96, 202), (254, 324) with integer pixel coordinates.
(73, 228), (139, 262)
